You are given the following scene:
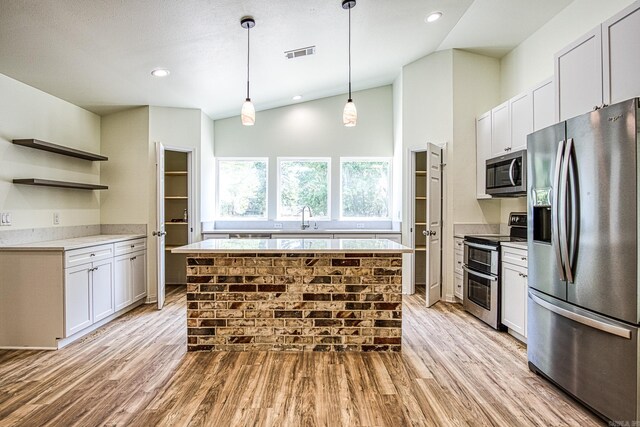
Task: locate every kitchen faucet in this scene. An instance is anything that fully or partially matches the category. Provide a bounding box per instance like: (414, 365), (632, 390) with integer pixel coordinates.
(300, 206), (312, 230)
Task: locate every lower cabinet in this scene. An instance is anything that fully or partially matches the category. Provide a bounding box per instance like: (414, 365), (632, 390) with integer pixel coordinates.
(454, 237), (464, 301)
(92, 258), (115, 323)
(115, 250), (147, 311)
(500, 246), (528, 341)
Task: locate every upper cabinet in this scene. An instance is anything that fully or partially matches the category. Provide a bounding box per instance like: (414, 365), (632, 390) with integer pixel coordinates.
(602, 1), (640, 105)
(509, 91), (533, 152)
(490, 101), (511, 157)
(555, 26), (603, 122)
(476, 112), (492, 199)
(532, 79), (555, 132)
(555, 0), (640, 121)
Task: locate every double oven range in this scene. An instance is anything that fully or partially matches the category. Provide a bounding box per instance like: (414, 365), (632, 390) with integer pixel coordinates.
(462, 213), (527, 329)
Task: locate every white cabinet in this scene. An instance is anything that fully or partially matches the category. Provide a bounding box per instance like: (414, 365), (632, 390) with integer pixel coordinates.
(454, 237), (464, 301)
(603, 1), (640, 104)
(132, 251), (147, 301)
(500, 245), (528, 341)
(509, 92), (533, 152)
(92, 258), (115, 322)
(476, 112), (492, 199)
(490, 101), (511, 157)
(64, 264), (93, 336)
(115, 250), (147, 311)
(555, 26), (603, 121)
(532, 79), (555, 132)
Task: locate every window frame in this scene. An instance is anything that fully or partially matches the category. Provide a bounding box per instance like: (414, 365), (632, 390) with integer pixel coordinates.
(339, 157), (393, 220)
(276, 157), (332, 220)
(215, 157), (269, 220)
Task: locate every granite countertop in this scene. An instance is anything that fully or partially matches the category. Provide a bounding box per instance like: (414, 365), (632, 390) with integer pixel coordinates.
(501, 241), (528, 250)
(172, 238), (413, 254)
(0, 234), (146, 251)
(202, 229), (401, 234)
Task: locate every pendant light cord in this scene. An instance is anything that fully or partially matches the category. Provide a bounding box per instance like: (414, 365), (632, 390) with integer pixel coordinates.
(246, 25), (251, 100)
(348, 5), (352, 100)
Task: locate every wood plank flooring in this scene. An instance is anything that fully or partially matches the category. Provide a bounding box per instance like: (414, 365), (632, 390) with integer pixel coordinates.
(0, 285), (603, 426)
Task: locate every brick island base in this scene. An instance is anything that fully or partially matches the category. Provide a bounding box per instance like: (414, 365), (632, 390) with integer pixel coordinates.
(186, 252), (403, 352)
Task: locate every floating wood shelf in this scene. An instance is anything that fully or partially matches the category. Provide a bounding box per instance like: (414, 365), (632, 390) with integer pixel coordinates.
(415, 196), (426, 200)
(165, 196), (188, 200)
(13, 179), (108, 190)
(415, 171), (427, 175)
(165, 222), (188, 225)
(165, 171), (188, 176)
(415, 222), (426, 226)
(12, 139), (108, 161)
(415, 246), (427, 251)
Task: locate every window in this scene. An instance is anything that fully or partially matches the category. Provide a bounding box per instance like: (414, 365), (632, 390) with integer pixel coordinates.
(340, 158), (391, 219)
(277, 158), (330, 219)
(216, 158), (267, 219)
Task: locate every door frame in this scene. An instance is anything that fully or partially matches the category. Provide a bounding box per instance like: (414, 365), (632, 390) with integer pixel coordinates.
(155, 143), (196, 309)
(406, 143), (445, 301)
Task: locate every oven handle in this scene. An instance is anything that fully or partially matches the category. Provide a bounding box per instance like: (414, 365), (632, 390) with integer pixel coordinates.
(462, 265), (498, 281)
(463, 241), (498, 252)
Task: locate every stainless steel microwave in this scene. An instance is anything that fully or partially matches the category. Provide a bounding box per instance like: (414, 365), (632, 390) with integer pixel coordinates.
(485, 150), (527, 197)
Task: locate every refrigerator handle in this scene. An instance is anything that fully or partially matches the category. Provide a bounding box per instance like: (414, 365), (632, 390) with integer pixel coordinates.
(508, 159), (516, 186)
(567, 138), (579, 283)
(552, 140), (567, 281)
(529, 291), (632, 340)
(560, 138), (574, 283)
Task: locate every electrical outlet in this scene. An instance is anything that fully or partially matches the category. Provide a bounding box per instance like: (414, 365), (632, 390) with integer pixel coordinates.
(356, 223), (365, 229)
(53, 212), (60, 225)
(273, 222), (283, 229)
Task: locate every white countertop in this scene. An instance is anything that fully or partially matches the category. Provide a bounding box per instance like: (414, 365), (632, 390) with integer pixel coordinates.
(500, 241), (528, 250)
(202, 229), (401, 235)
(172, 238), (413, 254)
(0, 234), (146, 251)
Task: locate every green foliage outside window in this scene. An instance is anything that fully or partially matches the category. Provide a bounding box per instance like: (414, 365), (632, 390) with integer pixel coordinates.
(279, 160), (329, 217)
(341, 160), (390, 218)
(218, 160), (267, 217)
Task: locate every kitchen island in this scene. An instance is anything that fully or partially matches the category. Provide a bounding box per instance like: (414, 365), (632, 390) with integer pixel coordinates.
(171, 238), (412, 352)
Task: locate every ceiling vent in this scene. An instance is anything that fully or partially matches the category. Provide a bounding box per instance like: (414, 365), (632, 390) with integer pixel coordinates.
(284, 46), (316, 60)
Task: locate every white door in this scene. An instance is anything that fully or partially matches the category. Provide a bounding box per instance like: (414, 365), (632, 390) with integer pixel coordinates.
(156, 142), (166, 309)
(425, 143), (442, 307)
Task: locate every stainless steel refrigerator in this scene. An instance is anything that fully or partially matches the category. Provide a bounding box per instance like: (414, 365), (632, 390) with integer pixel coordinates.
(527, 98), (639, 423)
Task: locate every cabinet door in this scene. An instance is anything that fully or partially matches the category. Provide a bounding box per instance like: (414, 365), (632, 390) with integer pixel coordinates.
(491, 101), (511, 157)
(532, 79), (555, 132)
(476, 111), (492, 198)
(64, 264), (93, 336)
(509, 92), (533, 152)
(92, 258), (115, 322)
(114, 254), (132, 311)
(132, 251), (147, 301)
(454, 272), (463, 301)
(602, 2), (640, 104)
(501, 262), (528, 337)
(555, 26), (603, 121)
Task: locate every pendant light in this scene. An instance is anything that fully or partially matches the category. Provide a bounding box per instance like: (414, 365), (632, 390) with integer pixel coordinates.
(241, 17), (256, 126)
(342, 0), (357, 127)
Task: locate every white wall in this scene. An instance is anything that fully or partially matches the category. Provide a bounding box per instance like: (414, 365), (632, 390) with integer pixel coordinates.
(500, 0), (636, 100)
(214, 85), (393, 221)
(0, 73), (101, 229)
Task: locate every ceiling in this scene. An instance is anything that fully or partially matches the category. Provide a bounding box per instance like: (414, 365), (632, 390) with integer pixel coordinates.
(0, 0), (572, 119)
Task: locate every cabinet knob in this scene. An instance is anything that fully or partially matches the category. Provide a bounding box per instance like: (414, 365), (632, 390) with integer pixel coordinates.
(90, 253), (95, 257)
(131, 256), (136, 261)
(131, 244), (135, 248)
(521, 256), (527, 261)
(422, 230), (427, 236)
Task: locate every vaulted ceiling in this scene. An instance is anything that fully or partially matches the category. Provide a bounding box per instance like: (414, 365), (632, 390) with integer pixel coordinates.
(0, 0), (572, 119)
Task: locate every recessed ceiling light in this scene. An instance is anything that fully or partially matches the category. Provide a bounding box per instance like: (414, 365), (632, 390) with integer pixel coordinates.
(292, 95), (302, 101)
(151, 68), (170, 77)
(425, 11), (442, 23)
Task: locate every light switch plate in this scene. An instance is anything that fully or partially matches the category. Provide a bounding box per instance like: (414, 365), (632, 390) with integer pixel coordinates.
(53, 212), (60, 225)
(273, 222), (283, 229)
(356, 223), (365, 229)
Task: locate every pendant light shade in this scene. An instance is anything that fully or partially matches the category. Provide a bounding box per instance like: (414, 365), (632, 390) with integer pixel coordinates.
(342, 0), (357, 127)
(241, 99), (255, 126)
(240, 17), (256, 126)
(343, 99), (357, 127)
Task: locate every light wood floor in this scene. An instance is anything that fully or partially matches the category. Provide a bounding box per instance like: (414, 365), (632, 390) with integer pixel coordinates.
(0, 286), (603, 426)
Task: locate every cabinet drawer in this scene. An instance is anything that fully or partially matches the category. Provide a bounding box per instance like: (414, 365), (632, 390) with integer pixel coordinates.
(454, 238), (464, 251)
(502, 246), (528, 268)
(115, 238), (147, 256)
(454, 251), (464, 275)
(454, 272), (463, 300)
(65, 244), (114, 268)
